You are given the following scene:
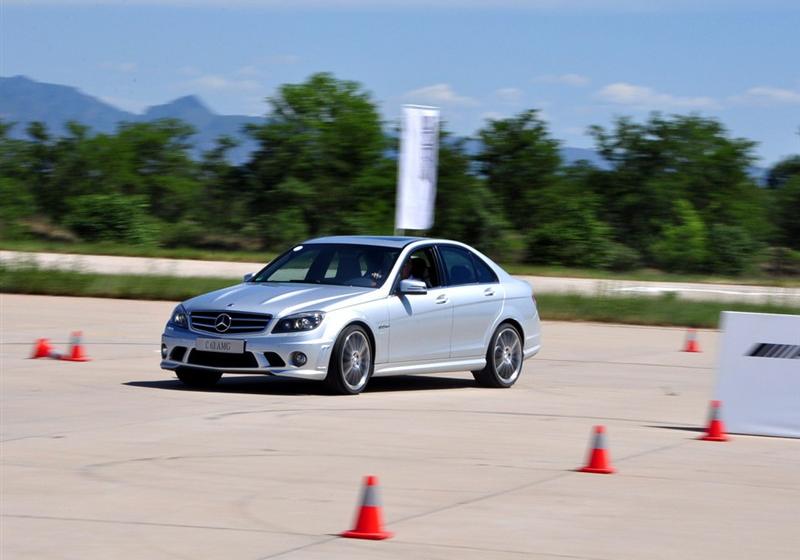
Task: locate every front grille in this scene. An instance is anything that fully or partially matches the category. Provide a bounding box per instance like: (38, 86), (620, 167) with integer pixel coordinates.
(190, 310), (272, 334)
(187, 349), (259, 368)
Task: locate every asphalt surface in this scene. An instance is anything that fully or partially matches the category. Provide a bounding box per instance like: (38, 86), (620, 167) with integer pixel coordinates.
(3, 250), (800, 303)
(2, 293), (799, 559)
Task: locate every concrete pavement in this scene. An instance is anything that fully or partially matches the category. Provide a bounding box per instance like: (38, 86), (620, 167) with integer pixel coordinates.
(2, 293), (799, 559)
(3, 250), (799, 303)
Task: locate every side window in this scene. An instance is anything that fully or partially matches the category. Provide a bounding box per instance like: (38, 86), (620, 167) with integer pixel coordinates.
(471, 253), (499, 284)
(399, 247), (442, 288)
(439, 246), (478, 286)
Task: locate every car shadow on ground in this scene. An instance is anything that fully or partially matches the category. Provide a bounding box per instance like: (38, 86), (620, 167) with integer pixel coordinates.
(645, 425), (706, 434)
(125, 374), (479, 396)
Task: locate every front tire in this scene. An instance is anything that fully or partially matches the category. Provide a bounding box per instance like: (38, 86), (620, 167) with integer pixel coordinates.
(325, 325), (373, 395)
(176, 367), (222, 388)
(473, 323), (523, 388)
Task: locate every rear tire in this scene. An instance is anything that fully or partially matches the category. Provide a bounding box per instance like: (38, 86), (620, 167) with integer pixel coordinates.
(473, 323), (523, 388)
(325, 325), (373, 395)
(176, 367), (222, 388)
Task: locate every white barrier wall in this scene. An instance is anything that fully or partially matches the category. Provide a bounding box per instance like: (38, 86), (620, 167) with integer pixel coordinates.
(715, 311), (800, 438)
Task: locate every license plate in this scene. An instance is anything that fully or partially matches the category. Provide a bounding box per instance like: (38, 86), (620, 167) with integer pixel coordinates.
(196, 338), (245, 354)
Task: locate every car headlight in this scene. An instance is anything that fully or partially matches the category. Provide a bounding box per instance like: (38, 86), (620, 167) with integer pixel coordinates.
(272, 311), (325, 333)
(169, 304), (188, 328)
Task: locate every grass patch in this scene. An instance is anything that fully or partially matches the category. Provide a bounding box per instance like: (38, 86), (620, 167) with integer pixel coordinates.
(0, 239), (276, 264)
(2, 264), (798, 327)
(0, 264), (233, 301)
(535, 293), (798, 328)
(3, 238), (799, 287)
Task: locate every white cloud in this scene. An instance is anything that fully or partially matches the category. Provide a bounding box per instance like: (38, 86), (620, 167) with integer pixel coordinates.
(534, 73), (590, 87)
(595, 82), (718, 109)
(733, 86), (800, 106)
(189, 74), (261, 92)
(404, 83), (478, 107)
(494, 87), (523, 103)
(100, 61), (138, 73)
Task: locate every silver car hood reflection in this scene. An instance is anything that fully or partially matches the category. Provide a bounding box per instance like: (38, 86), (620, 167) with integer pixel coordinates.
(184, 282), (378, 316)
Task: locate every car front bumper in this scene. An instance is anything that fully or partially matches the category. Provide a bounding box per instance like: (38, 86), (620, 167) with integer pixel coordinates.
(159, 325), (334, 381)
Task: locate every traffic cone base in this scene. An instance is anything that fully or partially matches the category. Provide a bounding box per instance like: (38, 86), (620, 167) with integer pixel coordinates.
(340, 529), (394, 540)
(578, 465), (616, 475)
(341, 476), (393, 540)
(30, 338), (54, 359)
(700, 433), (729, 442)
(578, 425), (615, 474)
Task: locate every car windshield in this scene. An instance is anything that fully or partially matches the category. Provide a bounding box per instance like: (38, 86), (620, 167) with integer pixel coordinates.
(251, 243), (401, 288)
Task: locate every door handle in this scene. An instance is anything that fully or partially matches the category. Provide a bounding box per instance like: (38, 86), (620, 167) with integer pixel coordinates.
(484, 288), (495, 296)
(435, 294), (449, 304)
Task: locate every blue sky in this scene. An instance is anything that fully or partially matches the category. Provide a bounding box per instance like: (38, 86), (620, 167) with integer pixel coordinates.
(2, 1), (799, 164)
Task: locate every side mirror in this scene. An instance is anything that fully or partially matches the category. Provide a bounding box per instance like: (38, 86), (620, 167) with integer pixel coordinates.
(243, 273), (254, 282)
(399, 278), (427, 295)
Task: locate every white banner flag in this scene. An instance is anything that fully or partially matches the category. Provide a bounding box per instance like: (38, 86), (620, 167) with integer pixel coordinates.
(395, 105), (440, 231)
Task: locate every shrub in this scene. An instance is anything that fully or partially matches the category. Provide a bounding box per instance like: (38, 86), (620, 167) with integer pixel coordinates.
(63, 194), (158, 245)
(603, 242), (642, 271)
(706, 223), (759, 275)
(650, 200), (707, 273)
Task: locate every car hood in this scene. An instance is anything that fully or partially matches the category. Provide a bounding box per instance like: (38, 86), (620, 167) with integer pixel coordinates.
(183, 282), (378, 317)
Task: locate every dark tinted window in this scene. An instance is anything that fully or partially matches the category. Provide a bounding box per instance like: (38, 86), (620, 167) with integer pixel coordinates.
(471, 253), (499, 283)
(439, 245), (478, 286)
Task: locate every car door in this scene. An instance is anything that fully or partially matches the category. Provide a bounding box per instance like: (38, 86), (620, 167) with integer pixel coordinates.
(438, 244), (504, 359)
(387, 246), (453, 363)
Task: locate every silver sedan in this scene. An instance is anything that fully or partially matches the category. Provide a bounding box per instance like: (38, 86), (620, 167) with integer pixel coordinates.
(160, 236), (541, 394)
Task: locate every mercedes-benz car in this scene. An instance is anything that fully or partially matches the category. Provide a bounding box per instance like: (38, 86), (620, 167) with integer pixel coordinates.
(160, 236), (541, 394)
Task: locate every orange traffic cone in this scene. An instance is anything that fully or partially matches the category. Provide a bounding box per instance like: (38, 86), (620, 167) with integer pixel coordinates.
(683, 329), (701, 353)
(60, 331), (91, 362)
(341, 475), (393, 540)
(699, 400), (729, 442)
(578, 425), (615, 474)
(30, 338), (55, 359)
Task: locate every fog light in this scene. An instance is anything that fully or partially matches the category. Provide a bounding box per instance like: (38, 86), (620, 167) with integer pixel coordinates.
(161, 344), (167, 359)
(291, 352), (307, 367)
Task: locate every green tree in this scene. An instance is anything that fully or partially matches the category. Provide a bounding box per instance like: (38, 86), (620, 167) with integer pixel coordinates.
(650, 199), (708, 272)
(476, 110), (561, 233)
(767, 155), (800, 189)
(773, 175), (800, 249)
(590, 114), (767, 269)
(430, 133), (520, 261)
(245, 73), (387, 244)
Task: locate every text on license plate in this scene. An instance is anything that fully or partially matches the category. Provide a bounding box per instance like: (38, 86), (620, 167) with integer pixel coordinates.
(196, 338), (245, 354)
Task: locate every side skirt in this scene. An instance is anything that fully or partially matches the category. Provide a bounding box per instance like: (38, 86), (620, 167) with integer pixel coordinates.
(373, 358), (486, 377)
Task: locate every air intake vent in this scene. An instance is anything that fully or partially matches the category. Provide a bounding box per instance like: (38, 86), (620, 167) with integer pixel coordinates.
(187, 350), (259, 368)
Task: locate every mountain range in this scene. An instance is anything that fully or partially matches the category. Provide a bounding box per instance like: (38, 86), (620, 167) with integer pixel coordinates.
(0, 75), (262, 163)
(0, 75), (766, 180)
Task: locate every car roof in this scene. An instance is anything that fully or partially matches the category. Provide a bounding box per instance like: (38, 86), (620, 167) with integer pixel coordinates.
(303, 235), (431, 249)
